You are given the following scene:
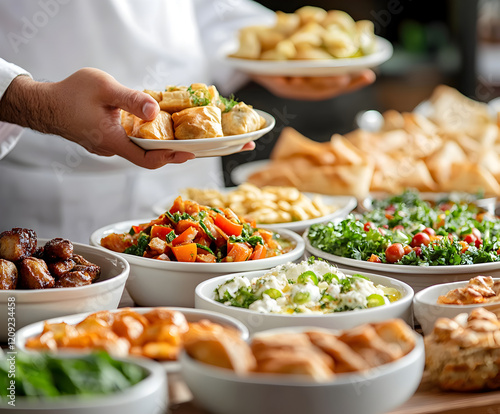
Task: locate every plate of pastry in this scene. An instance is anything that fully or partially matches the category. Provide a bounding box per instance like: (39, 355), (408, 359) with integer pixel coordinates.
(123, 83), (275, 157)
(219, 7), (393, 76)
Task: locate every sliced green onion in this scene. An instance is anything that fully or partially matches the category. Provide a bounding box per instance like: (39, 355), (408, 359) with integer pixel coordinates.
(165, 230), (176, 243)
(196, 244), (215, 255)
(263, 288), (282, 299)
(297, 271), (318, 285)
(199, 219), (216, 241)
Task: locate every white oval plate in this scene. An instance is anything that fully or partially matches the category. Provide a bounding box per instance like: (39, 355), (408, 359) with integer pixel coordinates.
(129, 110), (275, 157)
(15, 307), (249, 373)
(231, 159), (270, 185)
(219, 36), (393, 77)
(152, 189), (357, 233)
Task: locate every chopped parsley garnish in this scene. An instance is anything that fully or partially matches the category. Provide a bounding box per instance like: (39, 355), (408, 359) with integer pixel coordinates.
(219, 94), (239, 113)
(187, 86), (211, 106)
(124, 233), (150, 257)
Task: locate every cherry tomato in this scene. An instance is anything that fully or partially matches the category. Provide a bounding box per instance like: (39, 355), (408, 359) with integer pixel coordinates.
(403, 245), (412, 255)
(364, 222), (375, 232)
(423, 227), (436, 237)
(413, 247), (422, 257)
(475, 238), (483, 248)
(463, 234), (477, 244)
(393, 225), (405, 232)
(411, 232), (431, 248)
(368, 254), (382, 263)
(385, 243), (405, 263)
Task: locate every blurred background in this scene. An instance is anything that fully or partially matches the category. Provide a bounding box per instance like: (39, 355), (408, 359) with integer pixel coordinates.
(222, 0), (500, 186)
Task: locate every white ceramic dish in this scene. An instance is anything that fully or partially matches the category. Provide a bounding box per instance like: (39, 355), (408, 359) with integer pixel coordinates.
(230, 159), (270, 185)
(0, 239), (129, 342)
(15, 306), (249, 373)
(152, 190), (357, 234)
(413, 279), (500, 335)
(195, 269), (414, 334)
(90, 222), (305, 307)
(0, 353), (167, 414)
(360, 191), (497, 215)
(303, 231), (500, 293)
(180, 326), (424, 414)
(129, 110), (275, 157)
(219, 36), (393, 77)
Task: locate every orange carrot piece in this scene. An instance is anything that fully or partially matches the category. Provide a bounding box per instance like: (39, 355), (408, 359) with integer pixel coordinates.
(250, 243), (267, 260)
(171, 243), (197, 262)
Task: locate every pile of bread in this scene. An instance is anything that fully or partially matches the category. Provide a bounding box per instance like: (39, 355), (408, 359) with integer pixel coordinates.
(425, 307), (500, 391)
(230, 6), (376, 61)
(184, 319), (416, 381)
(248, 85), (500, 198)
(121, 83), (265, 140)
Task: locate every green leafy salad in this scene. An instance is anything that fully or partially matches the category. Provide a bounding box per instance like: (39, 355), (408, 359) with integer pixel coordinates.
(0, 352), (147, 401)
(307, 190), (500, 266)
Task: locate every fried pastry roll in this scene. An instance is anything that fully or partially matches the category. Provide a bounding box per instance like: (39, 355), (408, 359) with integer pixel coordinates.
(172, 105), (223, 139)
(160, 84), (219, 113)
(221, 102), (264, 135)
(133, 111), (174, 140)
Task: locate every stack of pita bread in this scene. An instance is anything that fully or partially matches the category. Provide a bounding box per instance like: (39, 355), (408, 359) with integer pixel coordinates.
(248, 85), (500, 198)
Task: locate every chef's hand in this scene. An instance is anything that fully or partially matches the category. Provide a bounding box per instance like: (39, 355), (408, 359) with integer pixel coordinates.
(0, 68), (256, 168)
(251, 70), (375, 101)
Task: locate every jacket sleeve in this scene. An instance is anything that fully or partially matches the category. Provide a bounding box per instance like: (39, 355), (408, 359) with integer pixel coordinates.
(0, 58), (32, 160)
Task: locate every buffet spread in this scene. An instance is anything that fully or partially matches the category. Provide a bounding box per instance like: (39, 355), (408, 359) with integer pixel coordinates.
(3, 5), (500, 414)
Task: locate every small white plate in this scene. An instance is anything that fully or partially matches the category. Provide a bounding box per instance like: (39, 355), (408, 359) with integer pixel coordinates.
(219, 36), (393, 77)
(15, 307), (249, 373)
(152, 189), (357, 234)
(129, 110), (275, 157)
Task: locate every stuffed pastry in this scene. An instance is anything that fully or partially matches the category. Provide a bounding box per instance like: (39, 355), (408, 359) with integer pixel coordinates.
(172, 105), (223, 139)
(221, 102), (265, 135)
(159, 83), (219, 113)
(132, 111), (174, 140)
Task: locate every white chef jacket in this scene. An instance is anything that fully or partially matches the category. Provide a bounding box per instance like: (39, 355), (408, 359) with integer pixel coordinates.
(0, 0), (274, 242)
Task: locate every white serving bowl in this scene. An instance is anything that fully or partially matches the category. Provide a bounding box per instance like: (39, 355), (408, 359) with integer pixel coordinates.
(303, 231), (500, 293)
(90, 221), (305, 307)
(180, 326), (424, 414)
(195, 269), (414, 334)
(413, 279), (500, 335)
(0, 239), (129, 342)
(152, 191), (357, 234)
(15, 306), (249, 373)
(0, 353), (167, 414)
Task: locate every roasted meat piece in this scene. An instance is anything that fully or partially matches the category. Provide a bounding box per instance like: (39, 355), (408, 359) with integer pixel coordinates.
(47, 258), (75, 278)
(55, 270), (93, 288)
(43, 238), (73, 260)
(0, 259), (18, 289)
(0, 228), (37, 261)
(18, 257), (54, 289)
(72, 254), (100, 281)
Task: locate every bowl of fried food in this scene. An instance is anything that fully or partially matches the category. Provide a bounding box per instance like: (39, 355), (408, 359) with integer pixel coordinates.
(413, 275), (500, 335)
(195, 257), (413, 335)
(180, 319), (424, 414)
(122, 83), (275, 157)
(15, 307), (248, 374)
(221, 6), (393, 76)
(0, 228), (129, 341)
(90, 197), (304, 307)
(152, 183), (357, 233)
(0, 351), (167, 414)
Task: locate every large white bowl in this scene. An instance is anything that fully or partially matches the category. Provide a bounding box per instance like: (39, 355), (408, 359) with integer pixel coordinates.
(0, 353), (167, 414)
(130, 110), (275, 157)
(413, 279), (500, 335)
(15, 306), (249, 373)
(304, 231), (500, 293)
(180, 326), (424, 414)
(195, 269), (414, 334)
(152, 191), (357, 234)
(0, 239), (129, 342)
(90, 221), (305, 307)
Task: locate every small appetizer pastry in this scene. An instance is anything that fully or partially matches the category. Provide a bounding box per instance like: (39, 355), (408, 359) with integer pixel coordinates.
(221, 102), (264, 135)
(0, 259), (17, 289)
(160, 84), (219, 113)
(121, 110), (136, 135)
(172, 106), (223, 140)
(133, 111), (174, 140)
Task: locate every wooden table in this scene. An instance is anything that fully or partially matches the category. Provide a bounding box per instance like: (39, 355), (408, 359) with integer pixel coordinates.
(119, 291), (500, 414)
